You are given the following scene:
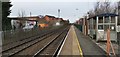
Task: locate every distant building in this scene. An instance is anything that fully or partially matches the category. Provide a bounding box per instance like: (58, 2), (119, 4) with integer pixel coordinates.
(8, 16), (40, 30)
(44, 15), (69, 26)
(9, 15), (69, 29)
(75, 17), (88, 35)
(44, 15), (56, 21)
(76, 18), (83, 25)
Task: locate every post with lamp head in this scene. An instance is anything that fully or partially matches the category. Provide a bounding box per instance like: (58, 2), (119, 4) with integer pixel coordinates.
(58, 9), (60, 18)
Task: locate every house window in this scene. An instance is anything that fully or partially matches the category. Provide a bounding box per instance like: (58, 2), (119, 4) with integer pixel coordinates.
(98, 25), (103, 29)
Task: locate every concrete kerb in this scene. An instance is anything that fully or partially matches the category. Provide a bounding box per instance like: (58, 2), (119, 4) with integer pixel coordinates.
(57, 27), (70, 56)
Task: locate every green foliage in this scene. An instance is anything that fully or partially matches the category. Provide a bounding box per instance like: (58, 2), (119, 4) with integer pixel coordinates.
(2, 2), (12, 31)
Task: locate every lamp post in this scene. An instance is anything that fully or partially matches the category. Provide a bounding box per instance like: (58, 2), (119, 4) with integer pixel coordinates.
(0, 1), (2, 37)
(0, 1), (2, 57)
(118, 1), (120, 25)
(0, 1), (1, 26)
(58, 9), (60, 18)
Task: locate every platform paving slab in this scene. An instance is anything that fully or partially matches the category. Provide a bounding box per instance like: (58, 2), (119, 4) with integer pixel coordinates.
(59, 25), (82, 57)
(74, 26), (107, 57)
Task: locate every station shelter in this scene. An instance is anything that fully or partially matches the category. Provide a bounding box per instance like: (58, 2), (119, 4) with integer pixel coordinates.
(88, 13), (118, 42)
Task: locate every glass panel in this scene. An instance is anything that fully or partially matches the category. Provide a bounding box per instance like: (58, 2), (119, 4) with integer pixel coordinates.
(104, 17), (110, 23)
(98, 18), (103, 23)
(104, 25), (115, 31)
(111, 17), (115, 23)
(94, 25), (96, 29)
(98, 25), (103, 29)
(104, 25), (109, 31)
(93, 19), (96, 29)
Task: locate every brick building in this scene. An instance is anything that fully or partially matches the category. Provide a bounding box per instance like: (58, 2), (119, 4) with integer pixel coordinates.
(44, 15), (68, 26)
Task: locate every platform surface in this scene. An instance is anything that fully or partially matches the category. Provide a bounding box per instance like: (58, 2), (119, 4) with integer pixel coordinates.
(74, 26), (107, 57)
(59, 25), (107, 57)
(59, 25), (83, 57)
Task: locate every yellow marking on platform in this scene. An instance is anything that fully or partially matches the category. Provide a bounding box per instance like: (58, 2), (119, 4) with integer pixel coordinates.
(73, 26), (83, 57)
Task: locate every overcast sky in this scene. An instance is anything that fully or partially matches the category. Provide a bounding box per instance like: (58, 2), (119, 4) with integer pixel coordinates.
(9, 0), (119, 23)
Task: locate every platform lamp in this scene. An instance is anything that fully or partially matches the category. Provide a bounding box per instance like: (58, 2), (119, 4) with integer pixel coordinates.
(58, 9), (60, 18)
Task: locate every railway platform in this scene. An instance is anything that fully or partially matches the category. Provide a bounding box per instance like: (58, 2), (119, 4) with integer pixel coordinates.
(58, 25), (107, 57)
(58, 25), (83, 57)
(74, 26), (107, 57)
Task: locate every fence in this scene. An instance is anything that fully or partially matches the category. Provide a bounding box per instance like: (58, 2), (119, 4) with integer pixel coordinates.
(2, 26), (62, 45)
(74, 24), (83, 32)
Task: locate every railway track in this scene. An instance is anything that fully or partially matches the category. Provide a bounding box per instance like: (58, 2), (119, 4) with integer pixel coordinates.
(2, 26), (70, 57)
(2, 28), (56, 52)
(2, 26), (67, 52)
(33, 27), (69, 57)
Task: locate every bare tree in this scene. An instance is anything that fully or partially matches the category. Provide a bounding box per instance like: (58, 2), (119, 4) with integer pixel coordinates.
(90, 0), (111, 15)
(88, 9), (95, 18)
(87, 1), (119, 19)
(110, 3), (118, 14)
(16, 10), (27, 29)
(18, 10), (26, 17)
(103, 0), (111, 13)
(94, 2), (101, 15)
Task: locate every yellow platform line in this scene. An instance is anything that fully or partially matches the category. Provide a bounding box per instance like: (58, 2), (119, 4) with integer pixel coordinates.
(73, 26), (83, 57)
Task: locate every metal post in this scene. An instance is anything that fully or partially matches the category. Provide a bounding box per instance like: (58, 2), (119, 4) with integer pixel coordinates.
(96, 16), (98, 41)
(30, 12), (32, 17)
(109, 16), (111, 29)
(118, 1), (120, 25)
(106, 29), (110, 57)
(103, 16), (105, 39)
(117, 1), (120, 53)
(106, 26), (116, 57)
(107, 16), (116, 57)
(0, 1), (2, 31)
(106, 16), (111, 57)
(58, 9), (60, 25)
(118, 2), (120, 55)
(115, 16), (117, 32)
(83, 18), (85, 35)
(0, 1), (2, 57)
(58, 9), (60, 18)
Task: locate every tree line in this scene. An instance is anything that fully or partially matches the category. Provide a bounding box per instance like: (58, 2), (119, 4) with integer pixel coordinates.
(0, 0), (12, 31)
(88, 1), (119, 18)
